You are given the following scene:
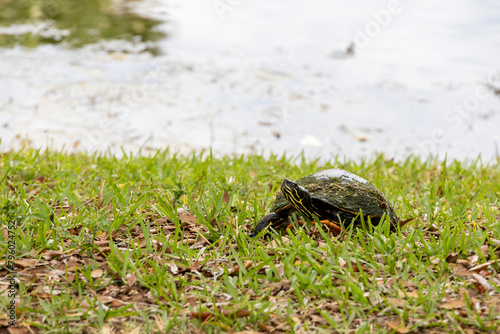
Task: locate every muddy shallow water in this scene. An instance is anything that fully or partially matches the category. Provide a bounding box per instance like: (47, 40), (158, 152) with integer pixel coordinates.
(1, 0), (500, 161)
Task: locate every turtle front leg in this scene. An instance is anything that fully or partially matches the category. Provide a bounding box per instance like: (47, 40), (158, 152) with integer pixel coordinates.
(286, 219), (341, 236)
(306, 219), (342, 236)
(286, 220), (303, 230)
(249, 212), (288, 238)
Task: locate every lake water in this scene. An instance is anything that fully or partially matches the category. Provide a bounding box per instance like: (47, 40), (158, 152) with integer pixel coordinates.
(1, 0), (500, 161)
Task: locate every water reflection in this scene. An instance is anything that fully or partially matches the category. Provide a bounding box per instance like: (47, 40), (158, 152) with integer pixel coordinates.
(0, 0), (166, 54)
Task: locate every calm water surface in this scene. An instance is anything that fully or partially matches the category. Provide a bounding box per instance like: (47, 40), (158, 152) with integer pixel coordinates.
(1, 0), (499, 161)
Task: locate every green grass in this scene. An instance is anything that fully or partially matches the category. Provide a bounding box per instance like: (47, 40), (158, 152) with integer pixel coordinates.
(1, 149), (500, 333)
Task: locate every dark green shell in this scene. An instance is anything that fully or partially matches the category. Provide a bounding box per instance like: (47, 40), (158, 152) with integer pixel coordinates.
(271, 169), (399, 225)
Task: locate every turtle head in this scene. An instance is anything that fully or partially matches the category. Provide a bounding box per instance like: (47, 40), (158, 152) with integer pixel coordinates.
(281, 179), (315, 220)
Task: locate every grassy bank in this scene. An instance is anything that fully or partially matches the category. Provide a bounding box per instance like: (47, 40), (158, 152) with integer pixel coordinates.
(1, 149), (499, 333)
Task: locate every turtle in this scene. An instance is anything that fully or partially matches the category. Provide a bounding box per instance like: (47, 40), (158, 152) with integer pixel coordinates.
(249, 169), (399, 238)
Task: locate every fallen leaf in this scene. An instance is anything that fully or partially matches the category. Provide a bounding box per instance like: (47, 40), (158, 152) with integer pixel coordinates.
(398, 290), (419, 299)
(223, 309), (251, 318)
(352, 264), (362, 272)
(66, 273), (76, 283)
(81, 299), (90, 309)
(154, 315), (166, 332)
(397, 218), (414, 229)
(33, 292), (52, 300)
(60, 262), (83, 272)
(184, 296), (199, 307)
(41, 250), (64, 261)
(48, 269), (65, 277)
(96, 247), (111, 256)
(110, 299), (125, 307)
(178, 213), (198, 225)
(386, 321), (410, 334)
(156, 216), (171, 225)
(468, 259), (500, 272)
(6, 327), (30, 334)
(190, 259), (200, 271)
(14, 259), (41, 268)
(468, 255), (479, 266)
(472, 273), (491, 292)
(29, 187), (42, 196)
(459, 287), (469, 299)
(489, 238), (500, 247)
(91, 268), (104, 278)
(453, 263), (475, 277)
(191, 311), (213, 321)
(100, 326), (113, 334)
(182, 238), (196, 245)
(223, 191), (230, 204)
(258, 322), (273, 332)
(426, 223), (439, 232)
(275, 265), (285, 278)
(230, 261), (253, 276)
(125, 324), (142, 334)
(456, 259), (473, 267)
(126, 273), (137, 288)
(310, 314), (329, 326)
(169, 261), (179, 275)
(97, 296), (115, 303)
(387, 298), (405, 308)
(190, 308), (251, 322)
(445, 253), (459, 263)
(440, 299), (465, 309)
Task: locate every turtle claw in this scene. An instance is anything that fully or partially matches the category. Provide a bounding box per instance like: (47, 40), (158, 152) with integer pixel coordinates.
(286, 219), (342, 237)
(318, 219), (342, 236)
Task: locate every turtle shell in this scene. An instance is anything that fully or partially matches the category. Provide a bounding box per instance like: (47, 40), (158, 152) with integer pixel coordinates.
(270, 169), (399, 226)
